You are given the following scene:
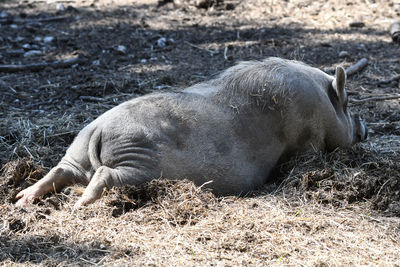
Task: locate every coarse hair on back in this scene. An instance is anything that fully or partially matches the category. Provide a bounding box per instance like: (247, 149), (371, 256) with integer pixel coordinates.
(208, 57), (300, 113)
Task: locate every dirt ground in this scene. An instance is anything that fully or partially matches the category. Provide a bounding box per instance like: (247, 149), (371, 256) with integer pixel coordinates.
(1, 0), (400, 265)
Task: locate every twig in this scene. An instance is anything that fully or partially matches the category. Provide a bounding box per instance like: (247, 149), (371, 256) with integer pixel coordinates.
(345, 58), (368, 77)
(223, 46), (228, 60)
(378, 74), (400, 85)
(350, 94), (400, 104)
(79, 96), (106, 102)
(0, 56), (83, 73)
(184, 41), (219, 55)
(0, 15), (70, 24)
(196, 180), (214, 192)
(376, 179), (391, 198)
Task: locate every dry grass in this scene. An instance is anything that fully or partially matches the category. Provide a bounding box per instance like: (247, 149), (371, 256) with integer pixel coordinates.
(274, 142), (400, 214)
(1, 179), (400, 266)
(1, 143), (400, 265)
(0, 95), (132, 166)
(237, 0), (399, 30)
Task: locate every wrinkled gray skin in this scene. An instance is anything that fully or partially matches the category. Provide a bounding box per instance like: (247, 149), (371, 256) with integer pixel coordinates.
(16, 57), (368, 208)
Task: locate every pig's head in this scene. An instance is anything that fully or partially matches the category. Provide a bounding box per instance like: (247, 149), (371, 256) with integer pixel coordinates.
(331, 66), (368, 145)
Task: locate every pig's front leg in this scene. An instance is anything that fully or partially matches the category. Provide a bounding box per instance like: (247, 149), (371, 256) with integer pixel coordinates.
(15, 165), (83, 207)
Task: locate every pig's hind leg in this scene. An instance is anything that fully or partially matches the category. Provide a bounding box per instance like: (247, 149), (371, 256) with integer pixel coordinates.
(74, 165), (152, 208)
(15, 165), (83, 207)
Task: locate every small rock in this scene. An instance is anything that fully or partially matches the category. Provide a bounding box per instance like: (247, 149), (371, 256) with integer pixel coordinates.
(338, 51), (349, 58)
(157, 0), (173, 6)
(34, 36), (42, 42)
(24, 50), (42, 57)
(157, 37), (167, 48)
(349, 21), (365, 28)
(116, 45), (127, 54)
(140, 59), (147, 63)
(390, 20), (400, 43)
(10, 24), (18, 29)
(43, 36), (54, 43)
(66, 5), (78, 13)
(195, 0), (213, 8)
(0, 78), (8, 88)
(15, 36), (24, 42)
(0, 11), (8, 18)
(359, 43), (367, 52)
(320, 42), (332, 47)
(225, 3), (235, 10)
(56, 4), (66, 12)
(92, 60), (100, 66)
(22, 43), (31, 49)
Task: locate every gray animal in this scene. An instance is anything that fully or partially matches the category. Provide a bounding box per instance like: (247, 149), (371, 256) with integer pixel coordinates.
(16, 57), (367, 208)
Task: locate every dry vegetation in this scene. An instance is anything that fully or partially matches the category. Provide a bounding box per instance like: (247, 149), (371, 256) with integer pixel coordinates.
(1, 0), (400, 266)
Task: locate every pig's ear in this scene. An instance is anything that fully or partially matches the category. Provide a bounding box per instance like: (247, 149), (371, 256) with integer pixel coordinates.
(332, 66), (347, 104)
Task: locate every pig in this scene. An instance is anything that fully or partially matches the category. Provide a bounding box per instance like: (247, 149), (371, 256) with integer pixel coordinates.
(15, 57), (367, 208)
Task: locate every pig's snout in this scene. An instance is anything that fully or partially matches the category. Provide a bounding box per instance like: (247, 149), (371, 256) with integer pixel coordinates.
(353, 115), (368, 143)
(361, 120), (368, 141)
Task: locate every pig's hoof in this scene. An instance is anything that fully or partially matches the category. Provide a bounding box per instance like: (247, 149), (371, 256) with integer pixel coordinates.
(73, 197), (94, 209)
(73, 199), (86, 209)
(15, 188), (38, 207)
